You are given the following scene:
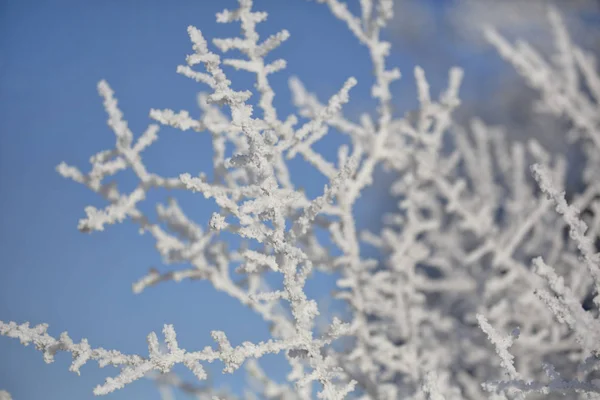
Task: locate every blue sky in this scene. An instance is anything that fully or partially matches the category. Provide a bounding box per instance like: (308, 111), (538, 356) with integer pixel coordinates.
(1, 0), (597, 399)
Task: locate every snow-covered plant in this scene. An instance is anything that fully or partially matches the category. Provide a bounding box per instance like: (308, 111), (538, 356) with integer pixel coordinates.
(475, 164), (600, 398)
(1, 1), (599, 399)
(485, 6), (600, 186)
(473, 7), (600, 399)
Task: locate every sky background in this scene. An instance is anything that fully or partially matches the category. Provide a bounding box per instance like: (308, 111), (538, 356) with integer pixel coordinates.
(1, 0), (599, 399)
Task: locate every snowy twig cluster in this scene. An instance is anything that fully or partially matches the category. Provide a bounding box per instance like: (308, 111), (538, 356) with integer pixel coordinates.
(2, 1), (600, 399)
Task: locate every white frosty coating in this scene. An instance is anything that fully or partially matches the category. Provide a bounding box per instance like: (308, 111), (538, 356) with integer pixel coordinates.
(485, 6), (600, 185)
(472, 9), (600, 398)
(421, 371), (446, 400)
(531, 164), (600, 296)
(474, 162), (600, 398)
(476, 164), (600, 398)
(0, 391), (11, 400)
(476, 315), (520, 380)
(3, 0), (600, 399)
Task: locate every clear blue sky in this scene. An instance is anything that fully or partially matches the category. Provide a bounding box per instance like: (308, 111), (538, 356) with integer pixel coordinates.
(1, 0), (596, 399)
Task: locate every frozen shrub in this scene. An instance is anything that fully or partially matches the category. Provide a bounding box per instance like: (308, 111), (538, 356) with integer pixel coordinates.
(1, 1), (599, 399)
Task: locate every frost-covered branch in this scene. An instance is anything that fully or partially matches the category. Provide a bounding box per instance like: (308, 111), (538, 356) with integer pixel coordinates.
(5, 1), (600, 399)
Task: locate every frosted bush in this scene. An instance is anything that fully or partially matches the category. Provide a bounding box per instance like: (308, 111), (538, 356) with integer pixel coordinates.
(1, 1), (599, 399)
